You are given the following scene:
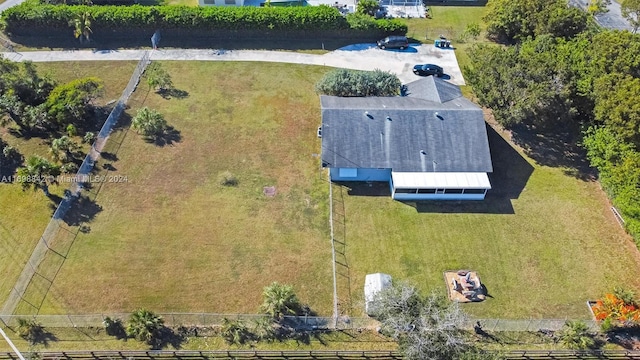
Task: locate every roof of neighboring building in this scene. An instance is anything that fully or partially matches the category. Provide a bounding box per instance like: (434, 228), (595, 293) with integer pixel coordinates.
(320, 77), (493, 173)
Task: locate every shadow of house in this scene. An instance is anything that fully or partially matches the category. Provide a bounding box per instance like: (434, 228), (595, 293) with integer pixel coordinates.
(408, 124), (534, 214)
(510, 124), (595, 181)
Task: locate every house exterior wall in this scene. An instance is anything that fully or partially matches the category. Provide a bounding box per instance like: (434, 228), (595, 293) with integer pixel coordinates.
(329, 168), (391, 182)
(392, 189), (487, 201)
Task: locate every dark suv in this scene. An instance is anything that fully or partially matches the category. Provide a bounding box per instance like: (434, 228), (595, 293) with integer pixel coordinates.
(377, 36), (409, 50)
(412, 64), (444, 77)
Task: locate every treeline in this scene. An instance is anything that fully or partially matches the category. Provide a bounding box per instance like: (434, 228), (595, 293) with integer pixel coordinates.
(466, 0), (640, 240)
(0, 2), (407, 41)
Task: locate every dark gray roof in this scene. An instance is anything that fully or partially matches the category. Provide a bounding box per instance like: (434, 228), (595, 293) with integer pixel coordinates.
(320, 80), (493, 173)
(403, 76), (463, 103)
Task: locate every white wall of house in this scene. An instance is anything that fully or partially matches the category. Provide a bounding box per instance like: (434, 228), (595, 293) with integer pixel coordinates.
(390, 172), (491, 201)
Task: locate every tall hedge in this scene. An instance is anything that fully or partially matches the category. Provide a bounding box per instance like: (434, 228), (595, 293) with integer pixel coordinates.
(1, 1), (406, 35)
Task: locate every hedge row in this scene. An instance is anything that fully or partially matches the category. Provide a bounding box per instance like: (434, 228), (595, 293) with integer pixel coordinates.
(1, 1), (407, 35)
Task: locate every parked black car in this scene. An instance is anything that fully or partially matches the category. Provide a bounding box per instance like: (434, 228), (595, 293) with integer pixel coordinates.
(377, 36), (409, 50)
(412, 64), (444, 77)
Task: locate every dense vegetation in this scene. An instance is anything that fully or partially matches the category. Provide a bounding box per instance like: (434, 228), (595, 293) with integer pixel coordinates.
(466, 0), (640, 241)
(0, 2), (407, 39)
(315, 68), (401, 97)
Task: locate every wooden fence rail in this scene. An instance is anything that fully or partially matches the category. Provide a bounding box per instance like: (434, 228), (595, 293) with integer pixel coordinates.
(1, 350), (640, 360)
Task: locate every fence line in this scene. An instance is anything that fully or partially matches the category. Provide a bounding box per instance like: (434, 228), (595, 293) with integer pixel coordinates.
(0, 313), (598, 332)
(0, 51), (152, 317)
(1, 349), (640, 360)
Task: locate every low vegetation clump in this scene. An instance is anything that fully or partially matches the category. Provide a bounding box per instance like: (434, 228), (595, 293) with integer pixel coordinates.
(217, 171), (238, 187)
(557, 320), (598, 350)
(315, 69), (401, 97)
(592, 289), (640, 326)
(126, 309), (165, 344)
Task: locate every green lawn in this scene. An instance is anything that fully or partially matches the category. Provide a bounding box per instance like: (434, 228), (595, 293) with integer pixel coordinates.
(23, 61), (334, 316)
(0, 61), (137, 310)
(337, 126), (640, 319)
(2, 13), (639, 321)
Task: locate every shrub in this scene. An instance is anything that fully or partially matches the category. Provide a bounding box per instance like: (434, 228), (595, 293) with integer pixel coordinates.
(221, 318), (253, 344)
(315, 68), (401, 97)
(103, 316), (126, 339)
(1, 3), (406, 38)
(131, 107), (167, 138)
(592, 293), (640, 323)
(218, 171), (238, 187)
(126, 309), (164, 343)
(83, 131), (95, 143)
(557, 320), (596, 349)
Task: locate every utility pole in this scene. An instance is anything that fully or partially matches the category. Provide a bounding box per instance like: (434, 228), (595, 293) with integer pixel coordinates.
(0, 325), (27, 360)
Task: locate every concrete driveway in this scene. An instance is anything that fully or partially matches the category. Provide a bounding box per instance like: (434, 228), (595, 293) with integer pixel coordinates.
(6, 43), (466, 85)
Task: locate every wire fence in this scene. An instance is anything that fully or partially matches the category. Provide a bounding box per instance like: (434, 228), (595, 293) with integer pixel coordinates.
(0, 51), (152, 317)
(0, 313), (598, 332)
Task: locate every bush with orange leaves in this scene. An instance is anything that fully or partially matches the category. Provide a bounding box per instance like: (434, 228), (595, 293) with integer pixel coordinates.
(591, 292), (640, 323)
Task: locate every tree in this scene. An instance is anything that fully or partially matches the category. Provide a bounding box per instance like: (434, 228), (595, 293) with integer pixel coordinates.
(557, 320), (597, 349)
(484, 0), (587, 43)
(49, 136), (79, 163)
(370, 283), (471, 360)
(588, 0), (611, 15)
(45, 77), (104, 128)
(593, 74), (640, 146)
(463, 23), (482, 41)
(131, 107), (168, 139)
(621, 0), (640, 33)
(126, 309), (165, 343)
(70, 11), (93, 43)
(260, 282), (302, 320)
(145, 62), (173, 93)
(16, 155), (61, 196)
(356, 0), (380, 16)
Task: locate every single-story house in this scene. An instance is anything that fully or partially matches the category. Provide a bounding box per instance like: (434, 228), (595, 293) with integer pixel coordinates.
(320, 76), (493, 201)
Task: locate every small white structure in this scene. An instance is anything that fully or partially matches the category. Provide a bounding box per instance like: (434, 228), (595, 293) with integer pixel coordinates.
(364, 273), (392, 315)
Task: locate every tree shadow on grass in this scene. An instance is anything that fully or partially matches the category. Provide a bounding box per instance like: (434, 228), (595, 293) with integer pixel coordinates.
(606, 326), (640, 350)
(150, 327), (186, 350)
(23, 326), (59, 347)
(509, 123), (596, 181)
(158, 88), (190, 100)
(61, 194), (103, 226)
(146, 126), (182, 147)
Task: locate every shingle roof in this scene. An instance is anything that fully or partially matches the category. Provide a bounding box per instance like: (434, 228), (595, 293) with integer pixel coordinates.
(320, 78), (493, 173)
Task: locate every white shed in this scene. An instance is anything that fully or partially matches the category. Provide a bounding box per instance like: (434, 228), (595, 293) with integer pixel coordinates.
(364, 273), (392, 315)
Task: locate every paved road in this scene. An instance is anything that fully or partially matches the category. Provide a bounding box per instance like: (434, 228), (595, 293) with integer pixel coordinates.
(4, 45), (467, 85)
(569, 0), (634, 31)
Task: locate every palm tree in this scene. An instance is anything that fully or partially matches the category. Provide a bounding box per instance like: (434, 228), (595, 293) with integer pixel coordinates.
(260, 282), (302, 320)
(70, 12), (93, 43)
(131, 107), (167, 139)
(16, 155), (61, 196)
(558, 320), (597, 349)
(49, 136), (78, 163)
(126, 309), (164, 343)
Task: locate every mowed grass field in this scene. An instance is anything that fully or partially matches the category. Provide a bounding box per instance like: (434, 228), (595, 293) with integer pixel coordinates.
(32, 61), (334, 315)
(0, 61), (136, 309)
(338, 127), (640, 319)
